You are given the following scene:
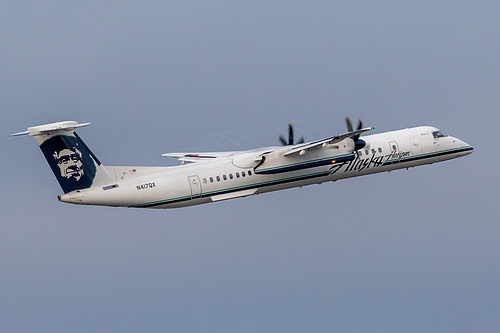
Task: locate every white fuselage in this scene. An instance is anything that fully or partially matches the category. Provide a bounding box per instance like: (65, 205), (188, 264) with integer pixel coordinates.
(58, 126), (473, 209)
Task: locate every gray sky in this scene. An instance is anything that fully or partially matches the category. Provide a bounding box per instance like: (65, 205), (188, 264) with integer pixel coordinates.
(1, 1), (498, 332)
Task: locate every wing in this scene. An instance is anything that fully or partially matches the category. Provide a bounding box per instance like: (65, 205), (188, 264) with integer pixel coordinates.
(162, 127), (374, 162)
(161, 151), (238, 163)
(162, 147), (275, 164)
(283, 127), (374, 156)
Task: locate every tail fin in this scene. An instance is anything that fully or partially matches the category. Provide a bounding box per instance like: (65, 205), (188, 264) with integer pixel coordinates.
(12, 121), (113, 193)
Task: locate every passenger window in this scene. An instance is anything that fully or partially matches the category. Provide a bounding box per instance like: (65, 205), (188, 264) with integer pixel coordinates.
(392, 145), (397, 151)
(248, 170), (252, 176)
(229, 174), (233, 179)
(223, 175), (227, 181)
(216, 176), (220, 182)
(378, 147), (382, 153)
(210, 177), (214, 183)
(236, 172), (240, 178)
(242, 171), (246, 177)
(372, 149), (376, 154)
(203, 178), (207, 184)
(358, 151), (362, 157)
(365, 150), (369, 155)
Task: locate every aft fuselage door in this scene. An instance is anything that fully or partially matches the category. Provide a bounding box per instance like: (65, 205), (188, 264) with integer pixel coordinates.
(188, 175), (202, 199)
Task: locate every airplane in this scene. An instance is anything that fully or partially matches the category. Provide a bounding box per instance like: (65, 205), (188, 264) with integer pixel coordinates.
(12, 118), (473, 209)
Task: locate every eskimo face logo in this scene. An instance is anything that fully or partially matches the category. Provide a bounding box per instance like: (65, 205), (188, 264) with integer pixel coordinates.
(53, 147), (84, 181)
(40, 135), (97, 193)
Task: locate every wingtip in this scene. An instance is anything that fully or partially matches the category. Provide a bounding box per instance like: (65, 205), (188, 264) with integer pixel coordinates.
(10, 130), (29, 137)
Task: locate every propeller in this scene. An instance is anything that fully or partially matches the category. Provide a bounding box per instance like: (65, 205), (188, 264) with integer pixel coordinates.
(279, 123), (305, 146)
(345, 117), (366, 151)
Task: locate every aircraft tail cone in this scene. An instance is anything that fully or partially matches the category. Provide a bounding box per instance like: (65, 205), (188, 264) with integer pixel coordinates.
(58, 191), (88, 204)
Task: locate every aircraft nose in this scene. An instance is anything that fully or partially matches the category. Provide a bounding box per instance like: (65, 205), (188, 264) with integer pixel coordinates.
(452, 137), (474, 156)
(464, 145), (474, 155)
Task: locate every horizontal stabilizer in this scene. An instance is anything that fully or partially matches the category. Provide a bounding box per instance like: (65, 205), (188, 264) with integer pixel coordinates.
(11, 121), (90, 137)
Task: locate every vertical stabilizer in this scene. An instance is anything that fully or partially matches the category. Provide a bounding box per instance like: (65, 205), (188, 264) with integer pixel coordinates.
(12, 121), (113, 193)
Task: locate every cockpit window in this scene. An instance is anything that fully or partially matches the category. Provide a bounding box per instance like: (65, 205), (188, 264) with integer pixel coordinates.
(432, 131), (446, 138)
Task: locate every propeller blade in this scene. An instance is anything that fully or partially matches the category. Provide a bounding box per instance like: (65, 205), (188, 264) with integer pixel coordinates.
(346, 116), (367, 150)
(278, 122), (305, 146)
(357, 118), (363, 131)
(345, 117), (353, 133)
(354, 118), (363, 141)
